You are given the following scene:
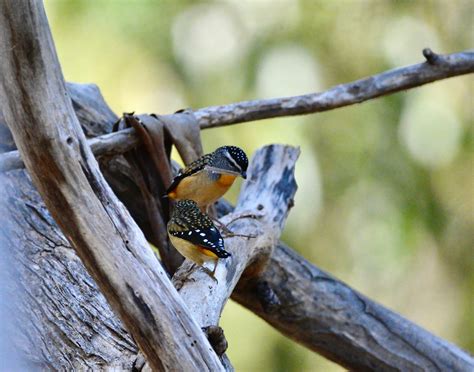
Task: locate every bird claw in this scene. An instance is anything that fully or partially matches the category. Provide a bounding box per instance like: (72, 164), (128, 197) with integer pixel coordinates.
(226, 213), (262, 226)
(200, 266), (219, 283)
(222, 230), (256, 239)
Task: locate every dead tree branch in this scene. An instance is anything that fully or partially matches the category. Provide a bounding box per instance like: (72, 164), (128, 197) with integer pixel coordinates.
(195, 48), (474, 128)
(175, 145), (299, 327)
(1, 81), (472, 370)
(0, 2), (223, 371)
(0, 49), (473, 173)
(233, 241), (474, 371)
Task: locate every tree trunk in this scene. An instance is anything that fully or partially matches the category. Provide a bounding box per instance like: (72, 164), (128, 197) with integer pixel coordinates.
(0, 169), (139, 370)
(0, 2), (223, 370)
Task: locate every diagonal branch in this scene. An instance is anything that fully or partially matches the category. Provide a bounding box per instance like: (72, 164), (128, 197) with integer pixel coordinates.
(195, 48), (474, 128)
(0, 49), (473, 173)
(0, 2), (223, 371)
(232, 241), (474, 371)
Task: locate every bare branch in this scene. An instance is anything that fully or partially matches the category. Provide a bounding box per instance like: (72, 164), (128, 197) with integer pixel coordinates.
(0, 2), (223, 371)
(0, 50), (473, 173)
(233, 242), (474, 371)
(195, 49), (474, 128)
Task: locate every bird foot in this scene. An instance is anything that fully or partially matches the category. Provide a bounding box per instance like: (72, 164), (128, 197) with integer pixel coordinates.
(172, 262), (197, 290)
(200, 266), (219, 283)
(222, 230), (256, 239)
(226, 213), (262, 226)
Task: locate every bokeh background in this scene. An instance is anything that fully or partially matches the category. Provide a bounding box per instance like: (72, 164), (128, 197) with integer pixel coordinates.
(44, 1), (473, 371)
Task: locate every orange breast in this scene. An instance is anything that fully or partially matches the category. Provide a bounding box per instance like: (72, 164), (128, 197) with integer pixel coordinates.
(217, 174), (237, 187)
(168, 172), (237, 207)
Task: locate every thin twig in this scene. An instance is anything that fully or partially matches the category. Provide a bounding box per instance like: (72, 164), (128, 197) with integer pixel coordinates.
(0, 49), (472, 172)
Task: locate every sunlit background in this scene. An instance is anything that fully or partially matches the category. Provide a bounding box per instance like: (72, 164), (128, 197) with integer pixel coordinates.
(44, 1), (473, 371)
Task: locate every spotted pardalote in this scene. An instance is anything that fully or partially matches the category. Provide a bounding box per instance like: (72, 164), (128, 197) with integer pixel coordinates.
(166, 146), (248, 210)
(167, 199), (231, 276)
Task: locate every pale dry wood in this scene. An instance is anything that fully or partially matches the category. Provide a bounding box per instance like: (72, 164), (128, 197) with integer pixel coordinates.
(1, 80), (473, 370)
(1, 49), (473, 173)
(0, 2), (223, 371)
(0, 169), (140, 370)
(1, 63), (472, 371)
(174, 145), (299, 327)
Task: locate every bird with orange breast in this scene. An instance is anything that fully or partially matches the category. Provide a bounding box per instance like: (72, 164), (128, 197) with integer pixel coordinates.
(167, 199), (231, 278)
(166, 146), (248, 212)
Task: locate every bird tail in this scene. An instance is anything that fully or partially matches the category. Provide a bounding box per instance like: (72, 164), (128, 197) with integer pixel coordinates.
(216, 249), (231, 259)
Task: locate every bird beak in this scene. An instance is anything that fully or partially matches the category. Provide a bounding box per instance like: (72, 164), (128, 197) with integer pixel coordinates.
(241, 171), (247, 179)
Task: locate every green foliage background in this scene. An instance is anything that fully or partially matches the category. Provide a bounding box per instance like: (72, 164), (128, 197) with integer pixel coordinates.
(45, 1), (473, 370)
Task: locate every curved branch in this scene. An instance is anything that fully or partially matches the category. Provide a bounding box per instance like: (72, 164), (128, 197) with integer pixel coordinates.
(195, 48), (474, 128)
(0, 2), (222, 371)
(0, 49), (473, 173)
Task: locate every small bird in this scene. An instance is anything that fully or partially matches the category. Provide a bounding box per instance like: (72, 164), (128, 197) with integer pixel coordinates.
(166, 146), (248, 210)
(167, 199), (231, 277)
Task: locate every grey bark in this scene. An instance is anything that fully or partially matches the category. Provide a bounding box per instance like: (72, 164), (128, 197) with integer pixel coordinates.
(0, 169), (139, 370)
(0, 2), (223, 371)
(233, 241), (474, 371)
(195, 49), (474, 128)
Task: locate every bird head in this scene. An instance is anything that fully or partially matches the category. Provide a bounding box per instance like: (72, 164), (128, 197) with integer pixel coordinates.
(208, 146), (248, 179)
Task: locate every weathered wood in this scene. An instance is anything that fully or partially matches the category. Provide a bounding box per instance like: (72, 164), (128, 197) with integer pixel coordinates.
(174, 145), (299, 328)
(3, 80), (473, 370)
(0, 2), (223, 371)
(1, 40), (472, 372)
(0, 83), (150, 369)
(1, 50), (474, 173)
(0, 170), (139, 370)
(233, 241), (474, 371)
(3, 77), (473, 370)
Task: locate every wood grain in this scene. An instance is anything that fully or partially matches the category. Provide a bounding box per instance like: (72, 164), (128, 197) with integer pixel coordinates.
(0, 2), (223, 371)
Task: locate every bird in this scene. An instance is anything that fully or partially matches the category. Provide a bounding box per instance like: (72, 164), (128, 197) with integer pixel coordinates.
(165, 146), (248, 211)
(167, 199), (231, 278)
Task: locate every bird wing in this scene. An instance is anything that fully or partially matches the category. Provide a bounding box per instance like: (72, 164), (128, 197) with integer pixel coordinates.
(165, 153), (213, 195)
(168, 216), (230, 258)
